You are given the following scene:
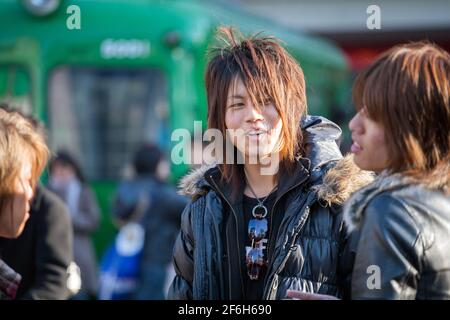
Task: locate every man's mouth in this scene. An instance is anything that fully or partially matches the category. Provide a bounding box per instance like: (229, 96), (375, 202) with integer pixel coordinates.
(246, 130), (267, 137)
(351, 141), (362, 154)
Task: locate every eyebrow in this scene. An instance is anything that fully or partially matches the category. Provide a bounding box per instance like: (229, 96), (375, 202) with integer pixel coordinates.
(227, 94), (246, 100)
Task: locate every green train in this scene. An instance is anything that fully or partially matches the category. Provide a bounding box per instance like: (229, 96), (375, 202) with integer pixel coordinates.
(0, 0), (352, 258)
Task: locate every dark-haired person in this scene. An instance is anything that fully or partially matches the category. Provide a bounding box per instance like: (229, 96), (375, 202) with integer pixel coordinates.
(112, 143), (188, 299)
(345, 42), (450, 299)
(168, 27), (373, 300)
(289, 42), (450, 300)
(48, 150), (100, 299)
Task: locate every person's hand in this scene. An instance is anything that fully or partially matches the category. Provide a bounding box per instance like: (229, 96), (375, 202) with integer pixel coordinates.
(286, 290), (340, 300)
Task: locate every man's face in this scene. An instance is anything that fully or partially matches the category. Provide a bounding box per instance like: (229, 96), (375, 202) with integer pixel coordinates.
(0, 161), (34, 238)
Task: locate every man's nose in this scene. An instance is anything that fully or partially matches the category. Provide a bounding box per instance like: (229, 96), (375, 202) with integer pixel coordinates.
(246, 104), (264, 122)
(349, 112), (360, 132)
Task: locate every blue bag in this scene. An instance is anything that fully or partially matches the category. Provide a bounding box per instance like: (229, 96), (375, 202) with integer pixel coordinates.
(98, 223), (145, 300)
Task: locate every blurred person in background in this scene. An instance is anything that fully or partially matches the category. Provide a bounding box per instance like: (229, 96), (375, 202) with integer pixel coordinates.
(0, 104), (74, 300)
(48, 150), (100, 300)
(112, 143), (188, 299)
(0, 106), (49, 299)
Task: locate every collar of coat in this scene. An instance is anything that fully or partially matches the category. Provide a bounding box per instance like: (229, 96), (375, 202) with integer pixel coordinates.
(178, 154), (374, 208)
(343, 161), (450, 233)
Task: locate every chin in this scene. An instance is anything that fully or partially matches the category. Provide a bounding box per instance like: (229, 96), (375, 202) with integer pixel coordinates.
(0, 225), (24, 238)
(353, 156), (383, 172)
(13, 227), (25, 238)
(352, 155), (369, 171)
(244, 152), (260, 164)
(2, 228), (22, 239)
(14, 219), (29, 238)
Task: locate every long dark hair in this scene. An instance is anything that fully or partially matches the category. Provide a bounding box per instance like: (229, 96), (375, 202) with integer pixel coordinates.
(205, 26), (307, 190)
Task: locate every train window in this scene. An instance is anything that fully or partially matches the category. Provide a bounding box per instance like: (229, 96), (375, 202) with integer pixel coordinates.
(48, 67), (169, 181)
(0, 65), (32, 113)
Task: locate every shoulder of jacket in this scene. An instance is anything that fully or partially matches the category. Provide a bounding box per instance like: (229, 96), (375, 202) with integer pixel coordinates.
(178, 164), (217, 199)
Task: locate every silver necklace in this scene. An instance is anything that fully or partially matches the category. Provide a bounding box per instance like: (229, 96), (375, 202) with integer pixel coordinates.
(245, 179), (277, 219)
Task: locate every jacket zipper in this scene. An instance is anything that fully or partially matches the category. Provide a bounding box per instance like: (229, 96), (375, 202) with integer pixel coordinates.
(262, 175), (310, 299)
(209, 175), (245, 299)
(264, 205), (310, 299)
(267, 174), (310, 256)
(209, 204), (226, 299)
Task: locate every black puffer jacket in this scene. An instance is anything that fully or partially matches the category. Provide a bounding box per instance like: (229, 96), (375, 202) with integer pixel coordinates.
(343, 170), (450, 299)
(168, 116), (373, 300)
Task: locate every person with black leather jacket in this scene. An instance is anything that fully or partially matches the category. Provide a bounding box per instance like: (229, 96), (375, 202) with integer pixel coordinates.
(289, 42), (450, 300)
(344, 42), (450, 300)
(168, 27), (373, 300)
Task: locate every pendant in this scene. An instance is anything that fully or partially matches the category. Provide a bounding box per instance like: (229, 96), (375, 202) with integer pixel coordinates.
(252, 204), (268, 219)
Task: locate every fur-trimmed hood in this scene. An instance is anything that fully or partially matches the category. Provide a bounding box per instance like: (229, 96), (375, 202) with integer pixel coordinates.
(178, 162), (216, 199)
(312, 155), (375, 206)
(178, 154), (374, 207)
